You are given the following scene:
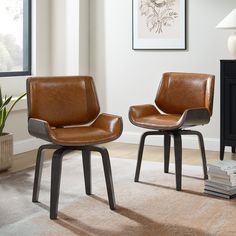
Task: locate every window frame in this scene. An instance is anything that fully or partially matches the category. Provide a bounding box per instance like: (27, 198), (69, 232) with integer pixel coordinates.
(0, 0), (32, 77)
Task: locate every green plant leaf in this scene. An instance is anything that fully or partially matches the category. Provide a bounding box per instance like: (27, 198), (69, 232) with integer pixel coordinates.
(0, 96), (12, 110)
(0, 92), (26, 135)
(4, 93), (26, 124)
(0, 107), (7, 131)
(0, 107), (2, 118)
(0, 87), (3, 107)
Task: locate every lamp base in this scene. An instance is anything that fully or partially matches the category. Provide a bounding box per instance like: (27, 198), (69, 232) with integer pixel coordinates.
(228, 32), (236, 59)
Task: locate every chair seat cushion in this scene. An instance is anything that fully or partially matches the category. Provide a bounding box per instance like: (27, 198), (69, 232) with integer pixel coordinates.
(133, 114), (182, 130)
(50, 126), (119, 146)
(129, 104), (211, 130)
(28, 113), (123, 146)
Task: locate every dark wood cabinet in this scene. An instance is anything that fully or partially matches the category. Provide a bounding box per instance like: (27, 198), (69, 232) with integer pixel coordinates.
(220, 60), (236, 160)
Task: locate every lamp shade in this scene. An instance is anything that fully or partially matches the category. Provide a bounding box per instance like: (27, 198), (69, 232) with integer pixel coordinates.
(216, 9), (236, 29)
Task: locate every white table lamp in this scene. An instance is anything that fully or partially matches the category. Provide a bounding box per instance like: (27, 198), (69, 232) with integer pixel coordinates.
(216, 9), (236, 59)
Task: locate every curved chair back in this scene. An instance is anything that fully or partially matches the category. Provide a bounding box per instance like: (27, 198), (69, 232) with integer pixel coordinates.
(27, 76), (100, 127)
(155, 72), (215, 115)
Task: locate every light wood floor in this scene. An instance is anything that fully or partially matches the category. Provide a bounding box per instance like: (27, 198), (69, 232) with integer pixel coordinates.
(5, 142), (236, 174)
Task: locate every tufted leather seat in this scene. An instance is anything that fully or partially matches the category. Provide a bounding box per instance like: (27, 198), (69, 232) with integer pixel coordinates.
(129, 72), (215, 191)
(27, 76), (123, 219)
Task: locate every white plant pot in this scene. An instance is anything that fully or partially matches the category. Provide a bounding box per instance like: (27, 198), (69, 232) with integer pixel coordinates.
(0, 133), (13, 171)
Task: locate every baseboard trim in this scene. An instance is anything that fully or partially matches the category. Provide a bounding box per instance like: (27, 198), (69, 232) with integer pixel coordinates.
(14, 138), (48, 155)
(116, 131), (221, 152)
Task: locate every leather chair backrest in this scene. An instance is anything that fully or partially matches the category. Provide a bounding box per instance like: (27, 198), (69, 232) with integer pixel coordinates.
(27, 76), (100, 127)
(155, 72), (215, 115)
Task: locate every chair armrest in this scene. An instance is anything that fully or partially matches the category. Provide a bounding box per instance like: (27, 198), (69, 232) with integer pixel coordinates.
(129, 104), (159, 122)
(179, 108), (211, 127)
(91, 113), (123, 137)
(28, 118), (53, 142)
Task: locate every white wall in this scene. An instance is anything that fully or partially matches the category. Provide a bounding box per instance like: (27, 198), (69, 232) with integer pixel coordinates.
(90, 0), (236, 151)
(79, 0), (90, 75)
(51, 0), (79, 75)
(51, 0), (89, 75)
(33, 0), (52, 76)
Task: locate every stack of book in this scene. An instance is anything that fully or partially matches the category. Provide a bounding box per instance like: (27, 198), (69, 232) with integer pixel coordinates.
(205, 160), (236, 199)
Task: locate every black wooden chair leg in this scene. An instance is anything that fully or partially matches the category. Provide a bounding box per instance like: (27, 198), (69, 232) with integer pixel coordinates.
(32, 144), (62, 203)
(50, 148), (65, 219)
(220, 142), (225, 160)
(32, 146), (45, 202)
(100, 148), (116, 210)
(195, 132), (208, 179)
(164, 134), (171, 173)
(232, 147), (236, 154)
(82, 149), (91, 195)
(173, 133), (182, 191)
(135, 133), (148, 182)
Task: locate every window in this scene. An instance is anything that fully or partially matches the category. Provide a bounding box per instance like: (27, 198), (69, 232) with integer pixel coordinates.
(0, 0), (31, 77)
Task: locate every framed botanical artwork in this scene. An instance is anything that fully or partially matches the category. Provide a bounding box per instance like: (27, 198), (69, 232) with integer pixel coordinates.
(132, 0), (186, 50)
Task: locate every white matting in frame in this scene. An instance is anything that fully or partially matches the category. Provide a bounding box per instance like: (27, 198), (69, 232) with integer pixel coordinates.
(132, 0), (186, 50)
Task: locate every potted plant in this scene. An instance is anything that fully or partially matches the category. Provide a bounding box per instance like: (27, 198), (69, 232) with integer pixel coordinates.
(0, 88), (26, 171)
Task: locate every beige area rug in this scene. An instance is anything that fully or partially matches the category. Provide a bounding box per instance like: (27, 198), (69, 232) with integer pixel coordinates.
(1, 153), (236, 236)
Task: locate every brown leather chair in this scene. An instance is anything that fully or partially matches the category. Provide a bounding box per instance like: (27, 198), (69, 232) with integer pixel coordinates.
(129, 72), (215, 191)
(27, 76), (123, 219)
